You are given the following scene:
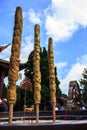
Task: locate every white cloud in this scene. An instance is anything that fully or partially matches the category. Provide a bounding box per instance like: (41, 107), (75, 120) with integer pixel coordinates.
(27, 9), (41, 25)
(0, 36), (34, 63)
(16, 69), (25, 85)
(4, 69), (25, 86)
(1, 36), (34, 86)
(59, 54), (87, 95)
(0, 45), (11, 61)
(44, 0), (87, 42)
(55, 61), (68, 70)
(55, 61), (68, 79)
(1, 0), (87, 95)
(20, 35), (34, 63)
(76, 54), (87, 65)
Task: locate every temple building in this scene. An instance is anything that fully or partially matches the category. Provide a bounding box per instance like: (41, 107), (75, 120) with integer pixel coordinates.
(0, 59), (25, 98)
(0, 44), (25, 98)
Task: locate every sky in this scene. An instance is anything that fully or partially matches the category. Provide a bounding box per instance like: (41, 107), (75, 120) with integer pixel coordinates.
(0, 0), (87, 95)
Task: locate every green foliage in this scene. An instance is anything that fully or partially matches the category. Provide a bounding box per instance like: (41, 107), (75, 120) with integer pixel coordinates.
(14, 86), (24, 111)
(80, 68), (87, 103)
(4, 47), (61, 111)
(24, 47), (61, 110)
(14, 85), (34, 111)
(2, 83), (8, 98)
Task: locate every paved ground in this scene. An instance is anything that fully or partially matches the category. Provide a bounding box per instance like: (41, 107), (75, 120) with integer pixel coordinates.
(1, 119), (87, 125)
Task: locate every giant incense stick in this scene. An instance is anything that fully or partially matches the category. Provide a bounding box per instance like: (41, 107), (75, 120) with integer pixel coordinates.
(33, 24), (41, 123)
(48, 38), (56, 122)
(7, 7), (23, 124)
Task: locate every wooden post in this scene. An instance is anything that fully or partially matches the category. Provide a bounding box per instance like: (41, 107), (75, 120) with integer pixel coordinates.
(36, 104), (39, 123)
(52, 103), (56, 122)
(8, 103), (14, 124)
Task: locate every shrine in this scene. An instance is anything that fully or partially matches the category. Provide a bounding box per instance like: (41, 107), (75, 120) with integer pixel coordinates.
(67, 80), (81, 110)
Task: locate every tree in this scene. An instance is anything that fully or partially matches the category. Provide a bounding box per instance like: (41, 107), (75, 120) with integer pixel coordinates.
(2, 83), (8, 98)
(24, 47), (61, 110)
(14, 85), (25, 111)
(80, 68), (87, 104)
(2, 47), (61, 111)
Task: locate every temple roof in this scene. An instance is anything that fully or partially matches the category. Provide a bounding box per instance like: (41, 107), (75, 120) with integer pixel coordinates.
(0, 43), (11, 52)
(0, 59), (25, 77)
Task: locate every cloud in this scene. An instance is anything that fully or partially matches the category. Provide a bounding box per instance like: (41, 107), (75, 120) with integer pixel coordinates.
(1, 0), (87, 95)
(55, 61), (68, 79)
(16, 69), (25, 85)
(0, 35), (34, 63)
(55, 61), (68, 70)
(23, 0), (87, 43)
(0, 44), (11, 61)
(4, 69), (25, 86)
(44, 0), (87, 42)
(27, 9), (42, 25)
(20, 35), (34, 63)
(76, 54), (87, 65)
(59, 54), (87, 95)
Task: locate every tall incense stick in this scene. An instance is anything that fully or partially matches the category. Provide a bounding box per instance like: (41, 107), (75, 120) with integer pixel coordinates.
(7, 7), (23, 124)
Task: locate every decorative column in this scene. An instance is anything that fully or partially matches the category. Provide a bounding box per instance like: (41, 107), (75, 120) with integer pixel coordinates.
(7, 6), (23, 124)
(48, 37), (56, 122)
(33, 24), (41, 123)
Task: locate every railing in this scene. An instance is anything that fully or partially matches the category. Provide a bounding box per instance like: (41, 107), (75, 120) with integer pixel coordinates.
(0, 110), (87, 122)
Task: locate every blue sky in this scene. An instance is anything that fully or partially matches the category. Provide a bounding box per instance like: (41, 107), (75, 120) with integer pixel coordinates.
(0, 0), (87, 95)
